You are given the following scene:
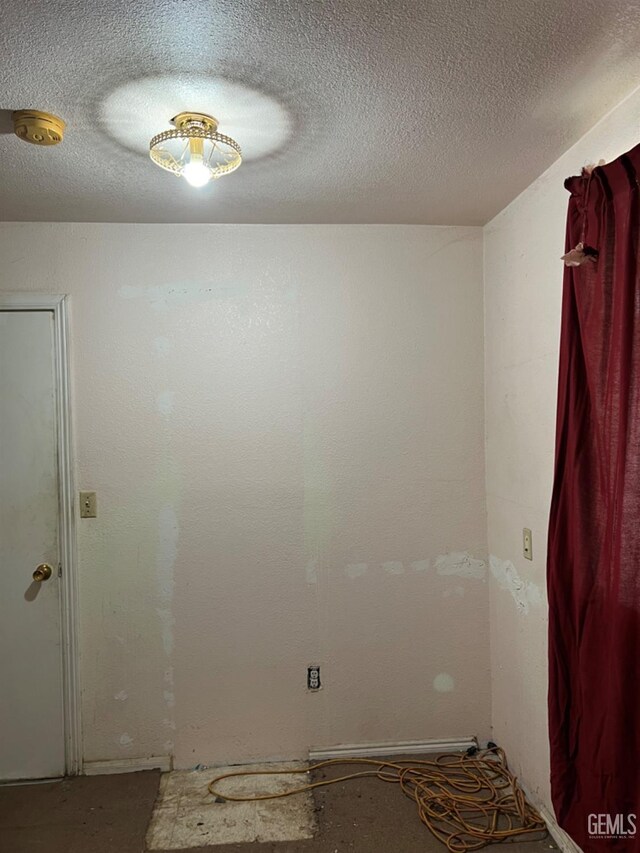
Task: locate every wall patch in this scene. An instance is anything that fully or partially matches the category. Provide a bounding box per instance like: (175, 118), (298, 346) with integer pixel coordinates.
(435, 551), (486, 579)
(433, 673), (455, 693)
(382, 561), (404, 575)
(489, 555), (542, 614)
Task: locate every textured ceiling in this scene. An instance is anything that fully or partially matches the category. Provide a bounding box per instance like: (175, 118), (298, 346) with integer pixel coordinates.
(2, 0), (640, 225)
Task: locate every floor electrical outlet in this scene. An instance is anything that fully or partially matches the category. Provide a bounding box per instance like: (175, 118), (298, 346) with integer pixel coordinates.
(307, 665), (321, 691)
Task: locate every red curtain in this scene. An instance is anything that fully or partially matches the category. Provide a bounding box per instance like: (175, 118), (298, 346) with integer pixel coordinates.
(548, 142), (640, 851)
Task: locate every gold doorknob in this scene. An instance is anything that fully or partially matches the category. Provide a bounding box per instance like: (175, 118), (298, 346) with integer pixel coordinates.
(33, 563), (53, 582)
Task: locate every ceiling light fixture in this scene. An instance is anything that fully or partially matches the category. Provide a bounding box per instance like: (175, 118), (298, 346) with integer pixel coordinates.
(149, 112), (241, 188)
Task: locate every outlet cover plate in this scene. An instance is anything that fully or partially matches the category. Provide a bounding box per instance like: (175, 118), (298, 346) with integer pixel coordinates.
(80, 491), (97, 518)
(307, 665), (321, 691)
(523, 528), (533, 560)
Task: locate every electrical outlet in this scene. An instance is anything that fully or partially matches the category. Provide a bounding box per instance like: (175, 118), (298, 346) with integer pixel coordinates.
(80, 491), (97, 518)
(307, 665), (321, 691)
(523, 528), (533, 560)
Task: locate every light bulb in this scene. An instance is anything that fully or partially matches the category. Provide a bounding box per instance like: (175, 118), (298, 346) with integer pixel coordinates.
(183, 160), (211, 188)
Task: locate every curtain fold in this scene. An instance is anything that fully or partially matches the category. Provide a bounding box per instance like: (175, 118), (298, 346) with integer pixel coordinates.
(548, 142), (640, 851)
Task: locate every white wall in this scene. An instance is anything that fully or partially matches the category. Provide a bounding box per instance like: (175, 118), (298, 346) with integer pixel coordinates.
(0, 223), (489, 768)
(484, 85), (640, 816)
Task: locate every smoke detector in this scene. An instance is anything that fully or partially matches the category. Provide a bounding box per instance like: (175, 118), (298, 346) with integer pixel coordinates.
(13, 110), (65, 145)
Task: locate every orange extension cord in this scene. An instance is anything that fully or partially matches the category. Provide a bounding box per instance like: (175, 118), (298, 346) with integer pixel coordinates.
(208, 746), (546, 853)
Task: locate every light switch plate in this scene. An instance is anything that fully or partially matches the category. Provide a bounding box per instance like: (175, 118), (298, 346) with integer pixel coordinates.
(80, 491), (97, 518)
(523, 528), (533, 560)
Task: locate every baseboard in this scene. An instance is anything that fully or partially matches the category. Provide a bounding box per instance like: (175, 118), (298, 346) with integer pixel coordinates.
(0, 776), (63, 787)
(309, 736), (478, 760)
(517, 778), (583, 853)
(82, 756), (172, 776)
(537, 803), (583, 853)
(83, 738), (478, 774)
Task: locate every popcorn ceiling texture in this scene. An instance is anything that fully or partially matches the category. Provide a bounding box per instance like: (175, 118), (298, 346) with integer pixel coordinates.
(1, 0), (640, 224)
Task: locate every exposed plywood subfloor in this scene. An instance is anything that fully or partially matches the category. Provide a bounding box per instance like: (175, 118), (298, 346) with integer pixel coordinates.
(145, 763), (316, 849)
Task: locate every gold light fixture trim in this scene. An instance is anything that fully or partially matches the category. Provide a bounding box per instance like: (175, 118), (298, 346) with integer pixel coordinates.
(149, 111), (242, 187)
(13, 110), (65, 145)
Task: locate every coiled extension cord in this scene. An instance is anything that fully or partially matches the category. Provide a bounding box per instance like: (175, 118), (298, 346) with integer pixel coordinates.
(208, 745), (546, 852)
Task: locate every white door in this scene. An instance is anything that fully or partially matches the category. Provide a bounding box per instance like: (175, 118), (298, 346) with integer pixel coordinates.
(0, 310), (65, 780)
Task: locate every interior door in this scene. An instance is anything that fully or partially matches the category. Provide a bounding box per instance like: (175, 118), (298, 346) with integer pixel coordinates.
(0, 310), (65, 780)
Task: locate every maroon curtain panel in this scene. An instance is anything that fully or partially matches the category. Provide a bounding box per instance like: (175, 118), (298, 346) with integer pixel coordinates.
(548, 142), (640, 851)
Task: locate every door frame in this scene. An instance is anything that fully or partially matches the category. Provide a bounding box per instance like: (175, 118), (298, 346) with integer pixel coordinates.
(0, 293), (82, 776)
